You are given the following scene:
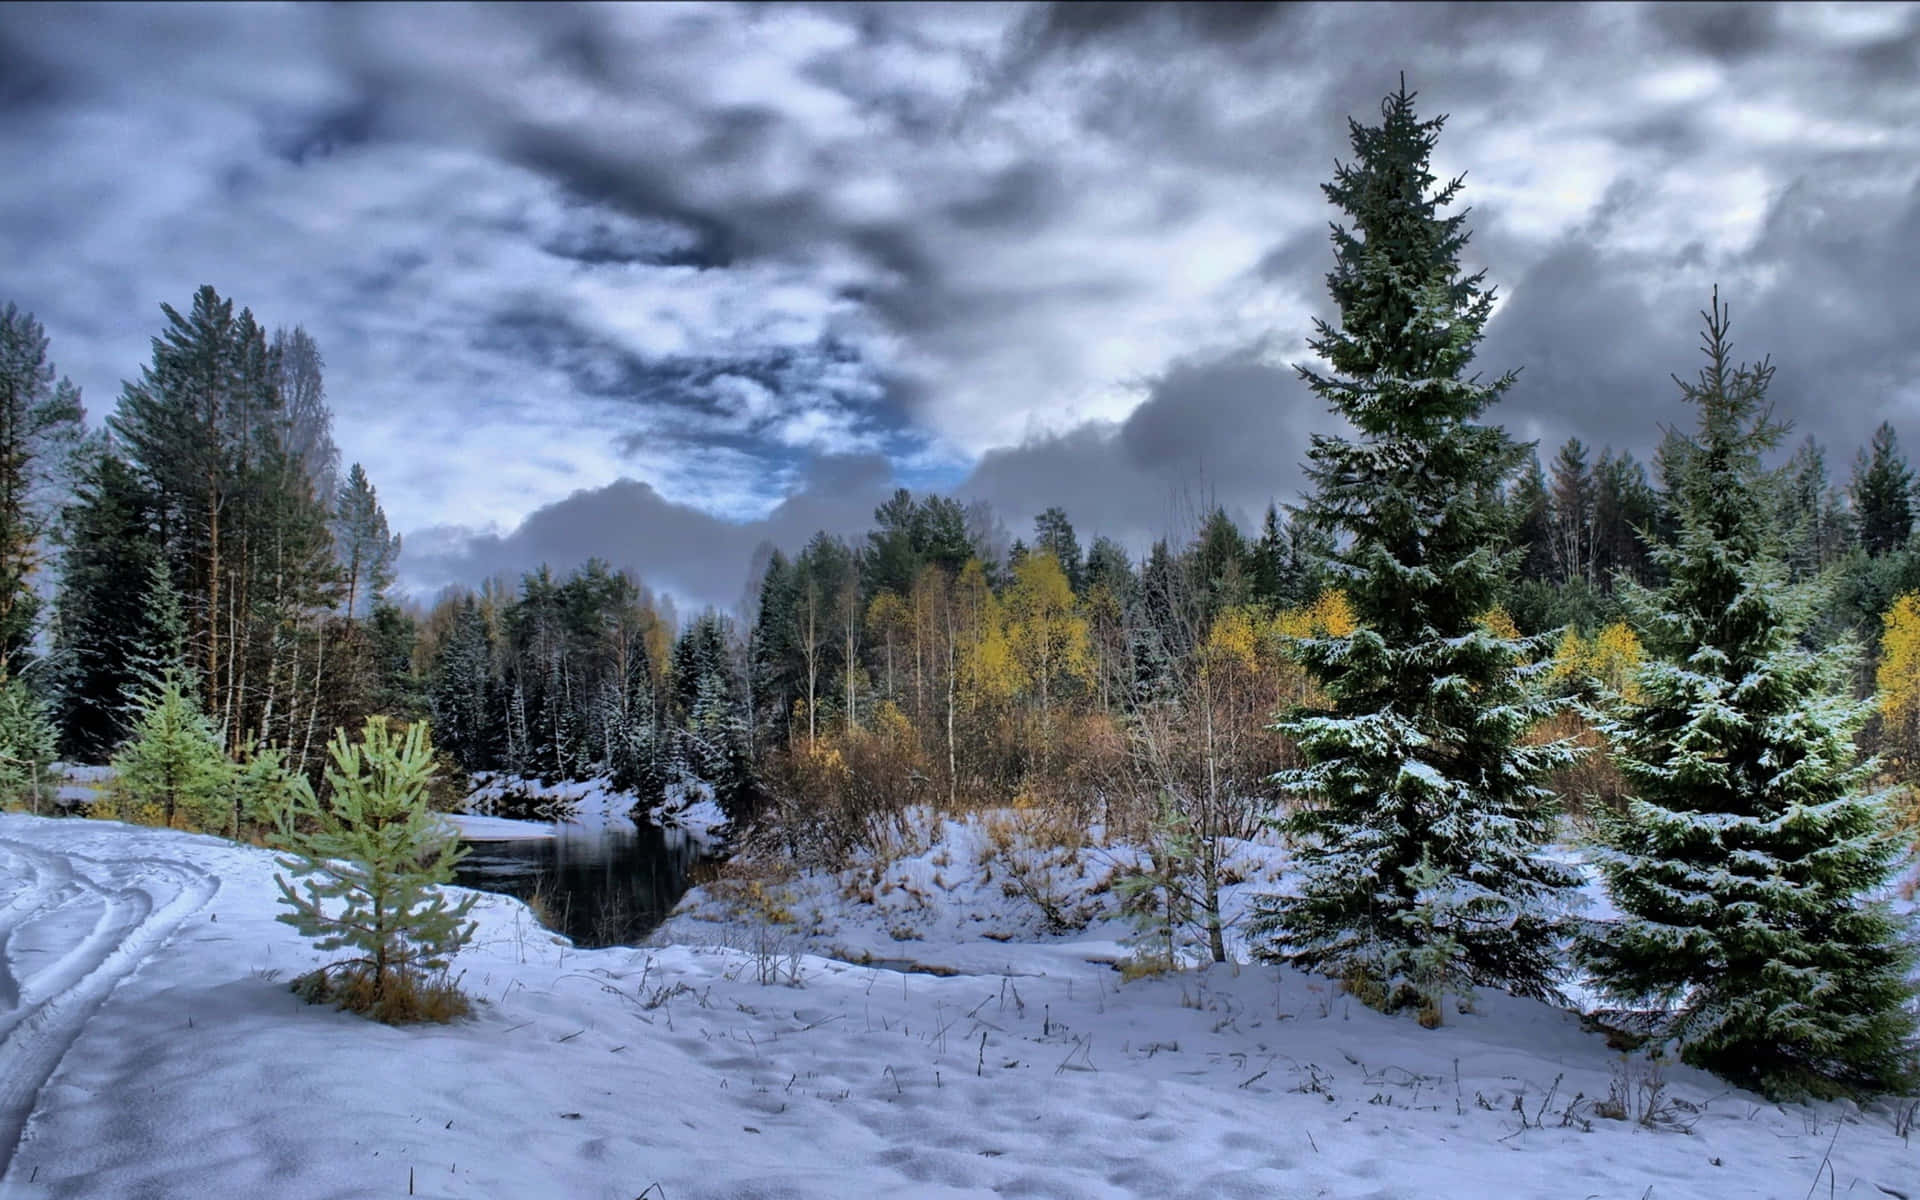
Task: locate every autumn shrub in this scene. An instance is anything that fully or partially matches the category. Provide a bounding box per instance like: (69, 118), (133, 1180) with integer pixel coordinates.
(760, 720), (934, 870)
(1530, 710), (1626, 828)
(980, 793), (1093, 932)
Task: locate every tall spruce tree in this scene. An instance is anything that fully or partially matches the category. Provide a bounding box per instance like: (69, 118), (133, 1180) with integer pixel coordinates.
(333, 462), (400, 621)
(1250, 80), (1578, 1007)
(1576, 293), (1918, 1098)
(0, 303), (87, 677)
(52, 448), (161, 760)
(1850, 421), (1914, 558)
(427, 595), (494, 771)
(1507, 453), (1556, 584)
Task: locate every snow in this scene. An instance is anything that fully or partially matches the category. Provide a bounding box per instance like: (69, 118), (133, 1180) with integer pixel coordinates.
(2, 810), (1917, 1199)
(440, 814), (556, 842)
(461, 772), (731, 849)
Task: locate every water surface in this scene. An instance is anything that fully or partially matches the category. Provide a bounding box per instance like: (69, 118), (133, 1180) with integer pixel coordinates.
(452, 819), (704, 948)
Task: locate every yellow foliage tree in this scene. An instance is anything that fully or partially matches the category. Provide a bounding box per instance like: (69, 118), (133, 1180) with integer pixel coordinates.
(1877, 591), (1920, 761)
(1476, 606), (1520, 641)
(1308, 589), (1358, 637)
(1004, 553), (1093, 721)
(1588, 622), (1645, 703)
(1546, 622), (1644, 703)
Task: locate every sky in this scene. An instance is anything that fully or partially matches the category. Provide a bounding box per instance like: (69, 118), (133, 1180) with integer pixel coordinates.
(2, 2), (1918, 615)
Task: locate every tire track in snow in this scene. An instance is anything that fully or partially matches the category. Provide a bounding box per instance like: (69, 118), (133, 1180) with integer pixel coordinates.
(0, 838), (217, 1181)
(0, 843), (88, 1013)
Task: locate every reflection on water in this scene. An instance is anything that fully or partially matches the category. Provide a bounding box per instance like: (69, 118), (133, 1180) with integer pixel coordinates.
(452, 820), (703, 948)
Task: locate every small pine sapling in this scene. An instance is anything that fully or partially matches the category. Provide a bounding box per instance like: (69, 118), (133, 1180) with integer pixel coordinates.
(269, 717), (477, 1023)
(110, 672), (233, 830)
(1387, 850), (1475, 1027)
(229, 738), (302, 842)
(1116, 796), (1200, 978)
(0, 675), (57, 814)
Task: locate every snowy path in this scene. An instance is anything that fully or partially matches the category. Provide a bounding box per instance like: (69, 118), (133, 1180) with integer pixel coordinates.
(0, 836), (216, 1178)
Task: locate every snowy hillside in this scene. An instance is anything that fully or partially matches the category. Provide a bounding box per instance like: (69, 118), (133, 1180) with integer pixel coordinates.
(1, 811), (1915, 1199)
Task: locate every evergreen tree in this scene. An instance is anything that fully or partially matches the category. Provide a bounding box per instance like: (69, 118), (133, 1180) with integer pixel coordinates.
(0, 675), (57, 814)
(1250, 80), (1578, 1006)
(366, 600), (421, 719)
(333, 462), (400, 621)
(1248, 504), (1289, 608)
(748, 549), (801, 750)
(127, 554), (191, 700)
(607, 632), (664, 799)
(1549, 437), (1596, 587)
(110, 672), (232, 830)
(1779, 437), (1852, 582)
(1507, 453), (1556, 584)
(1592, 448), (1659, 591)
(1850, 421), (1914, 558)
(270, 325), (340, 505)
(1032, 506), (1085, 595)
(427, 595), (494, 771)
(52, 448), (161, 760)
(269, 717), (476, 1022)
(1576, 293), (1918, 1098)
(1188, 506), (1250, 627)
(0, 303), (87, 676)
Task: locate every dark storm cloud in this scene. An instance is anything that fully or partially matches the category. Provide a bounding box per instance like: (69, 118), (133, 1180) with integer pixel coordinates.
(407, 455), (898, 615)
(961, 347), (1334, 551)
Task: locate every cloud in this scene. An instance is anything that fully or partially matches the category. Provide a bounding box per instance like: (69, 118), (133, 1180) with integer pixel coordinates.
(1, 2), (1917, 619)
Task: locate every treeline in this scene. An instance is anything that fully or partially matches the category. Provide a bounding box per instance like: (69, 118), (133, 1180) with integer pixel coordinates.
(398, 418), (1920, 846)
(1506, 421), (1920, 642)
(9, 283), (1920, 841)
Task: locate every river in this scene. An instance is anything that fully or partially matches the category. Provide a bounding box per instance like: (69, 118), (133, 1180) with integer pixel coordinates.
(451, 818), (710, 948)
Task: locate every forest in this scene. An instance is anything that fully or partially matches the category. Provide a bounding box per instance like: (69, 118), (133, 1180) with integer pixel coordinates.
(1, 82), (1916, 1100)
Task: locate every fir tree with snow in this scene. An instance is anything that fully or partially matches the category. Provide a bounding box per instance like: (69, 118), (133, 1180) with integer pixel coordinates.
(1575, 292), (1918, 1098)
(269, 717), (476, 1023)
(1249, 79), (1578, 1007)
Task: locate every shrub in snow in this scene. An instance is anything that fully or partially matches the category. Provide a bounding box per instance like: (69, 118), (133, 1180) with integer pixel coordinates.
(1248, 80), (1577, 1008)
(1576, 293), (1919, 1099)
(268, 717), (476, 1023)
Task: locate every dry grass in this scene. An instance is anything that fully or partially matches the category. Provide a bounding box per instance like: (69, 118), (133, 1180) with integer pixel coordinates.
(291, 963), (472, 1025)
(1528, 711), (1626, 830)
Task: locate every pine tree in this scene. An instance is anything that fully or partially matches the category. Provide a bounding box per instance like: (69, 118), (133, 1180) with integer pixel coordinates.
(0, 303), (87, 677)
(427, 595), (494, 771)
(1032, 506), (1085, 596)
(1779, 437), (1853, 583)
(1592, 448), (1659, 591)
(269, 717), (476, 1022)
(270, 325), (340, 505)
(1576, 292), (1918, 1097)
(1250, 80), (1578, 1006)
(110, 672), (232, 830)
(1506, 453), (1556, 584)
(333, 462), (400, 621)
(1549, 437), (1596, 587)
(0, 675), (57, 814)
(52, 447), (161, 760)
(1850, 421), (1914, 558)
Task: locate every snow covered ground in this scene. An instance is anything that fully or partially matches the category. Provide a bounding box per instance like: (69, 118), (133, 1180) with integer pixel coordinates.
(0, 811), (1915, 1199)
